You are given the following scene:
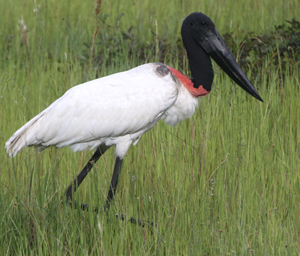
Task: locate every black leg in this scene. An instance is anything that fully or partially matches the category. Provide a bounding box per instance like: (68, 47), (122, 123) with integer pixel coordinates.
(65, 145), (109, 206)
(65, 152), (156, 228)
(104, 156), (123, 212)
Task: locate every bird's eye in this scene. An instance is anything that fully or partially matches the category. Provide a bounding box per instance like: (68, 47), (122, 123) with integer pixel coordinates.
(202, 21), (207, 26)
(190, 23), (194, 27)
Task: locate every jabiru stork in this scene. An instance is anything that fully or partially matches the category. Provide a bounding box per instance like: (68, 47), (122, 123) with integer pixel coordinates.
(5, 12), (263, 212)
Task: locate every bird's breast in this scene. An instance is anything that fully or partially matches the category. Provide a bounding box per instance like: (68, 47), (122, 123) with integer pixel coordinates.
(160, 67), (202, 126)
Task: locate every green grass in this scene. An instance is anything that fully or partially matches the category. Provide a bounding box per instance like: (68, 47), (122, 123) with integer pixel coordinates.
(1, 0), (300, 255)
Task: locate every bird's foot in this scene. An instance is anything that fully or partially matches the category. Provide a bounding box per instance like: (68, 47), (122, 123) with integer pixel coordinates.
(115, 213), (157, 228)
(64, 199), (157, 228)
(65, 199), (99, 213)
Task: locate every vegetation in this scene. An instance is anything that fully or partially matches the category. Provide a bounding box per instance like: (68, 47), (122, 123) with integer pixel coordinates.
(0, 0), (299, 255)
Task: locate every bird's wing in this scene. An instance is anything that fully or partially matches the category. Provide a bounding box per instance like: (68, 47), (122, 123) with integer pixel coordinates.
(5, 63), (180, 156)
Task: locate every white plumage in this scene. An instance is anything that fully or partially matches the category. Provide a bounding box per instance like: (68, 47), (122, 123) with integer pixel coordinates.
(5, 63), (199, 158)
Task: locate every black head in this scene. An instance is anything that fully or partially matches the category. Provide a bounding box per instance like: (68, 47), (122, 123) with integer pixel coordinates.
(181, 12), (263, 102)
(181, 12), (216, 43)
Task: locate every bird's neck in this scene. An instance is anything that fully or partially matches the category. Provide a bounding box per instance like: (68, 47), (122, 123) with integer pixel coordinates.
(168, 67), (210, 97)
(187, 44), (214, 92)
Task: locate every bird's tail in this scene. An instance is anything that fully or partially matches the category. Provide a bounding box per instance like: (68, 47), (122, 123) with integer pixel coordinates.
(5, 112), (45, 157)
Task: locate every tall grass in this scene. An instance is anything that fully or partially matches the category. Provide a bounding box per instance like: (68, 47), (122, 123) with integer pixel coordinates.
(1, 0), (299, 254)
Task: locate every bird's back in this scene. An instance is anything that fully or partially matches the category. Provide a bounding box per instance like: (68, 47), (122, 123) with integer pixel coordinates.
(5, 63), (180, 157)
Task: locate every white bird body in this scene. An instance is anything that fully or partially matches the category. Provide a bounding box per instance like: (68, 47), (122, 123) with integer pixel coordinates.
(5, 63), (199, 158)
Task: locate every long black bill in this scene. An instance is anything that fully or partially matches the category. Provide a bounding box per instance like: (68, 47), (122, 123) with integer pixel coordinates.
(199, 28), (263, 102)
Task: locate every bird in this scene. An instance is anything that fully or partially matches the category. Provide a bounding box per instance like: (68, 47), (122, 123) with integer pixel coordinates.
(5, 12), (263, 212)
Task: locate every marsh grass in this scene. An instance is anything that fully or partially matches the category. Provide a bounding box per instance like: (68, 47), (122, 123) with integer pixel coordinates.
(1, 0), (300, 255)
